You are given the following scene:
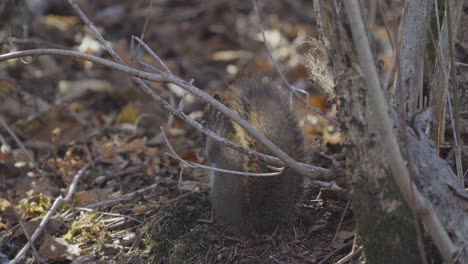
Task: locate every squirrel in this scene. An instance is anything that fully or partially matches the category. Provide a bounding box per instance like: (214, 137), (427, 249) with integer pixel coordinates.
(202, 76), (304, 233)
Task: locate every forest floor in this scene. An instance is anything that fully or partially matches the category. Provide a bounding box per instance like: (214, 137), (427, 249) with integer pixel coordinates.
(0, 1), (358, 263)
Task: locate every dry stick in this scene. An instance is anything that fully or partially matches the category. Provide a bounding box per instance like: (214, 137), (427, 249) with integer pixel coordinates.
(445, 0), (464, 185)
(85, 183), (159, 209)
(377, 0), (395, 50)
(317, 240), (353, 264)
(132, 36), (175, 141)
(161, 127), (283, 177)
(335, 246), (363, 264)
(343, 1), (456, 264)
(0, 49), (331, 181)
(140, 82), (176, 141)
(330, 199), (350, 247)
(132, 36), (173, 74)
(0, 117), (42, 177)
(1, 37), (68, 49)
(251, 0), (341, 129)
(139, 0), (152, 44)
(433, 0), (462, 175)
(130, 0), (153, 69)
(11, 163), (91, 264)
(66, 0), (326, 180)
(9, 198), (42, 263)
(76, 207), (141, 223)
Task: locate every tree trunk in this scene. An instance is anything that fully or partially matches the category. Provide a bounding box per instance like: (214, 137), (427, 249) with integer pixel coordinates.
(310, 2), (421, 263)
(310, 0), (468, 262)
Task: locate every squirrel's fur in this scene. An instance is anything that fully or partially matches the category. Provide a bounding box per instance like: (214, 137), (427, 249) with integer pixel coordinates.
(202, 76), (304, 233)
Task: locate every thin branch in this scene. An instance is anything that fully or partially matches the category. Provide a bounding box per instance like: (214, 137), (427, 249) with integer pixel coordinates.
(0, 48), (332, 180)
(445, 0), (464, 185)
(335, 246), (363, 264)
(344, 1), (456, 263)
(161, 128), (283, 177)
(11, 163), (91, 264)
(251, 0), (341, 129)
(85, 183), (159, 209)
(132, 36), (173, 74)
(144, 82), (176, 142)
(0, 117), (42, 177)
(432, 0), (464, 170)
(9, 198), (42, 263)
(66, 0), (322, 180)
(377, 0), (395, 50)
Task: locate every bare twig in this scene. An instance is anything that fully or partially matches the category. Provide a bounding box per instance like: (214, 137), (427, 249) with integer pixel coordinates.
(344, 1), (456, 263)
(132, 36), (173, 74)
(76, 207), (141, 223)
(330, 199), (350, 246)
(377, 0), (395, 50)
(335, 246), (363, 264)
(11, 163), (91, 264)
(318, 240), (353, 264)
(251, 0), (341, 129)
(85, 183), (159, 209)
(66, 0), (324, 180)
(0, 117), (42, 177)
(161, 128), (283, 177)
(9, 199), (42, 263)
(1, 37), (68, 49)
(445, 0), (463, 185)
(145, 82), (176, 136)
(0, 48), (331, 181)
(431, 0), (464, 172)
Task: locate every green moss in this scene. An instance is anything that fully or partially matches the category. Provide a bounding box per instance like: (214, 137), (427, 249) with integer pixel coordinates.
(16, 194), (52, 218)
(64, 213), (103, 243)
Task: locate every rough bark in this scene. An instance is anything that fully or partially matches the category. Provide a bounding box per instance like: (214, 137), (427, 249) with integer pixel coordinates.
(397, 0), (433, 119)
(311, 1), (422, 263)
(408, 112), (468, 260)
(310, 0), (468, 262)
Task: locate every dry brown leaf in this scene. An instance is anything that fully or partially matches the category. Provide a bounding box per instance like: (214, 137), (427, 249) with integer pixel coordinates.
(179, 151), (199, 163)
(131, 204), (160, 215)
(74, 188), (113, 207)
(0, 152), (14, 163)
(144, 147), (161, 176)
(99, 141), (125, 164)
(38, 233), (80, 262)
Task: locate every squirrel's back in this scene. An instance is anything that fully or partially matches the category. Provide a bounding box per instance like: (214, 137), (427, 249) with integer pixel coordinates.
(203, 77), (304, 233)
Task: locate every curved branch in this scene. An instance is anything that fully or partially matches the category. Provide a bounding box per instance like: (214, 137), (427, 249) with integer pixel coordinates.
(0, 49), (332, 180)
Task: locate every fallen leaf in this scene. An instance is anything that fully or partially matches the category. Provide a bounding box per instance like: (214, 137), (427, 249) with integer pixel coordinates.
(74, 188), (113, 207)
(99, 141), (125, 164)
(38, 233), (80, 262)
